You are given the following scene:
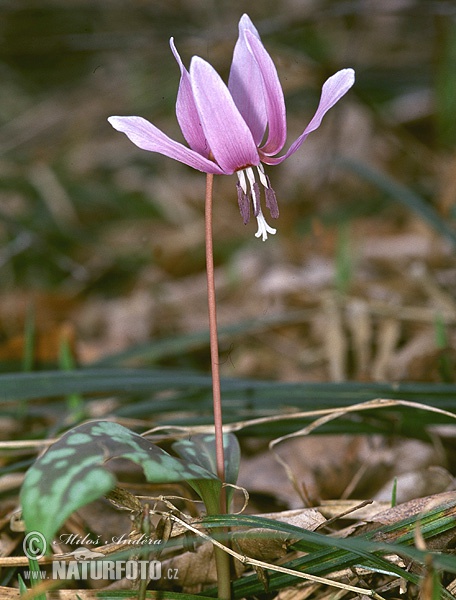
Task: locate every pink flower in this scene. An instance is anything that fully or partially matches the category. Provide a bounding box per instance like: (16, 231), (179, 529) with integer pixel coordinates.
(108, 14), (354, 240)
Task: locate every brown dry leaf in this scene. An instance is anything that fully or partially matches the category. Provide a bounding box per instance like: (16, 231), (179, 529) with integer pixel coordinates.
(319, 492), (456, 549)
(232, 529), (290, 562)
(363, 490), (456, 528)
(320, 292), (347, 382)
(447, 577), (456, 596)
(158, 541), (218, 590)
(275, 583), (319, 600)
(318, 499), (390, 521)
(233, 507), (326, 562)
(260, 507), (327, 529)
(346, 298), (372, 379)
(371, 317), (401, 381)
(345, 491), (456, 555)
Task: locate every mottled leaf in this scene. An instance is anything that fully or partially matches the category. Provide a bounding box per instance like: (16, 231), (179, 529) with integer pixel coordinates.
(173, 433), (240, 512)
(20, 420), (217, 547)
(172, 433), (240, 485)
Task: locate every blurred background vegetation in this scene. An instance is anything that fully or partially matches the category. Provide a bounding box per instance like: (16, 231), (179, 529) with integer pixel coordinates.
(0, 0), (456, 384)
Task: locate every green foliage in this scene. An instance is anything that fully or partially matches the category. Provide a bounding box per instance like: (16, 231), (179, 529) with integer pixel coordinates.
(3, 367), (456, 439)
(435, 17), (456, 147)
(173, 433), (240, 510)
(434, 314), (454, 383)
(22, 305), (35, 373)
(23, 556), (46, 600)
(20, 420), (218, 547)
(58, 334), (86, 421)
(17, 573), (28, 594)
(172, 433), (240, 486)
(335, 222), (353, 294)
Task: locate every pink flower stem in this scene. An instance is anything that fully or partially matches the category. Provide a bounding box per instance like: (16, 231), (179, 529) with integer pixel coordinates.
(205, 173), (231, 599)
(205, 172), (226, 496)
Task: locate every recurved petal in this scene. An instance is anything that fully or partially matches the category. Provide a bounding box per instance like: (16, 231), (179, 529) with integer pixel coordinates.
(190, 56), (260, 174)
(107, 115), (225, 174)
(301, 68), (355, 138)
(245, 30), (287, 156)
(263, 68), (355, 165)
(228, 14), (267, 146)
(170, 38), (210, 158)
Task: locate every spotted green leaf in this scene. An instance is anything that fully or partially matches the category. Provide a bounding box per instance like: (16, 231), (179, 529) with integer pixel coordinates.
(20, 420), (218, 548)
(173, 433), (240, 512)
(172, 433), (240, 484)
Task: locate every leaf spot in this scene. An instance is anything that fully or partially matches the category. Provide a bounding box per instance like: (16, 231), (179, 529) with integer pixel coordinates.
(66, 433), (92, 445)
(40, 448), (76, 465)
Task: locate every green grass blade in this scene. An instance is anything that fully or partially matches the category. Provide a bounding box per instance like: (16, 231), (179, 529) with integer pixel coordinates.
(337, 158), (456, 247)
(1, 369), (456, 440)
(3, 368), (456, 406)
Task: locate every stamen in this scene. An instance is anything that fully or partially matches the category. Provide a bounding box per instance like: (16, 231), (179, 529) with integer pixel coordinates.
(236, 165), (279, 240)
(252, 182), (260, 217)
(265, 185), (279, 219)
(236, 182), (250, 224)
(255, 210), (277, 242)
(237, 170), (247, 195)
(257, 164), (268, 188)
(245, 167), (260, 216)
(245, 167), (256, 190)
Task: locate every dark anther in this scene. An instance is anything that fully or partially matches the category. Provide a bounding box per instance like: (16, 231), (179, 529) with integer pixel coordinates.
(236, 182), (250, 224)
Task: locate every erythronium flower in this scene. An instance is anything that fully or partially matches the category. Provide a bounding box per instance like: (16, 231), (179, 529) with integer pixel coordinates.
(108, 14), (355, 241)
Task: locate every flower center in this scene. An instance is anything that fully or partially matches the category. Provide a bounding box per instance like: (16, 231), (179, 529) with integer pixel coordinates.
(236, 165), (279, 241)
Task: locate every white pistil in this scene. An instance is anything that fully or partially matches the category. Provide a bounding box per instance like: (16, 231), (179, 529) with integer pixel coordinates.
(255, 210), (276, 241)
